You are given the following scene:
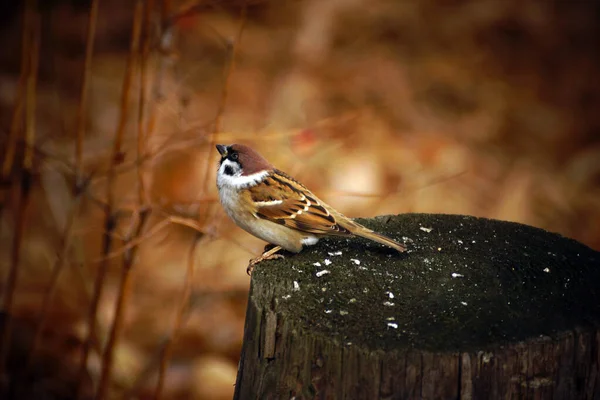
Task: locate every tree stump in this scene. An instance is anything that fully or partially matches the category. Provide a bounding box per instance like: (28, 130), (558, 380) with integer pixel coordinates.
(234, 214), (600, 400)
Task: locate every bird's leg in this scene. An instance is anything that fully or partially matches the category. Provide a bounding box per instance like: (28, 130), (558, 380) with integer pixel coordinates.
(263, 243), (278, 253)
(247, 245), (284, 275)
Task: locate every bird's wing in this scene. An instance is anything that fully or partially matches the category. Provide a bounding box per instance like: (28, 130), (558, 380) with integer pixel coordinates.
(248, 170), (350, 235)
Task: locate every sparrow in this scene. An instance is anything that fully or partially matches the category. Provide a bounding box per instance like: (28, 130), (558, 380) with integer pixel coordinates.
(215, 143), (406, 274)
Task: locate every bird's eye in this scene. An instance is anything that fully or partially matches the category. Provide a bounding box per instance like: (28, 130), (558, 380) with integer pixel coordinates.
(230, 153), (239, 161)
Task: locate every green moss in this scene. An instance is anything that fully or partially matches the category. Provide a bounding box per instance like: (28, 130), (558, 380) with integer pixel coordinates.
(250, 213), (600, 352)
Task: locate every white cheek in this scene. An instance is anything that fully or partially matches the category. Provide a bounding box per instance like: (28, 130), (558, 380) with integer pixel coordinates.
(217, 159), (240, 188)
(218, 159), (240, 176)
(217, 167), (269, 189)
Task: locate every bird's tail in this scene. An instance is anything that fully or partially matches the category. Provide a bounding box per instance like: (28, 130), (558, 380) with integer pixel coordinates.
(353, 229), (406, 252)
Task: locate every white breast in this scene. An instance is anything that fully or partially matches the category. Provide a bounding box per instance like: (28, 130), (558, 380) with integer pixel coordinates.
(216, 170), (318, 253)
(217, 168), (264, 234)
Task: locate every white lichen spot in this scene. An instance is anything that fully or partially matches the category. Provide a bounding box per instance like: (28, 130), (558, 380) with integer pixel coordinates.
(451, 273), (464, 278)
(461, 301), (468, 306)
(321, 287), (327, 292)
(325, 310), (332, 314)
(383, 301), (395, 306)
(328, 251), (343, 256)
(324, 259), (332, 266)
(457, 240), (463, 244)
(350, 259), (361, 265)
(339, 310), (348, 316)
(282, 294), (291, 300)
(313, 262), (321, 267)
(293, 281), (300, 291)
(386, 291), (395, 299)
(481, 352), (493, 363)
(437, 247), (442, 251)
(420, 226), (433, 233)
(316, 269), (331, 277)
(543, 267), (550, 273)
(387, 322), (399, 329)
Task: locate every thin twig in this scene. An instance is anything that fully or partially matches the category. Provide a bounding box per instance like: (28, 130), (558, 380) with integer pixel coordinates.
(79, 1), (145, 396)
(0, 7), (31, 346)
(92, 2), (144, 398)
(200, 1), (248, 226)
(46, 0), (99, 376)
(96, 209), (150, 400)
(151, 0), (174, 102)
(0, 6), (30, 187)
(77, 212), (117, 396)
(89, 212), (258, 260)
(124, 287), (248, 398)
(161, 0), (172, 23)
(35, 119), (216, 192)
(165, 0), (201, 25)
(91, 215), (172, 262)
(164, 215), (205, 233)
(0, 0), (39, 375)
(154, 234), (201, 399)
(26, 195), (83, 367)
(212, 4), (247, 137)
(136, 0), (155, 205)
(23, 21), (39, 170)
(142, 0), (162, 146)
(74, 0), (100, 185)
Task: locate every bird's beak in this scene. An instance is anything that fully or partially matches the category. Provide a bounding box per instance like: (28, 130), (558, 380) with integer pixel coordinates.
(216, 144), (228, 157)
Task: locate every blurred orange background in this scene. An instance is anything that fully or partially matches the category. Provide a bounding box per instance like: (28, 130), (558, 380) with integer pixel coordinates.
(1, 0), (599, 398)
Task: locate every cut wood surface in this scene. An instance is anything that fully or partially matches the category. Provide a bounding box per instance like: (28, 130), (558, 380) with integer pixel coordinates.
(234, 214), (600, 399)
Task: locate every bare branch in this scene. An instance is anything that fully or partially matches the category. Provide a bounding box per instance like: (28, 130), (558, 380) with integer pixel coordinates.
(0, 0), (40, 376)
(74, 0), (100, 186)
(91, 2), (145, 398)
(154, 233), (201, 399)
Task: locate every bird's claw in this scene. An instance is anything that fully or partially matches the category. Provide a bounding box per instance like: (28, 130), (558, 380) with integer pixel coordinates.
(246, 253), (285, 275)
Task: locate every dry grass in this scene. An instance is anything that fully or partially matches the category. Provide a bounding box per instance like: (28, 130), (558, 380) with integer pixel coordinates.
(0, 0), (599, 398)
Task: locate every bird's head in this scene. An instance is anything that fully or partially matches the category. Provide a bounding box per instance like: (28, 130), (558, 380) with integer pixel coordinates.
(216, 144), (273, 188)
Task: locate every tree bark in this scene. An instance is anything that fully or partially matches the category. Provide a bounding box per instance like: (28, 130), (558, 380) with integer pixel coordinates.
(234, 214), (600, 399)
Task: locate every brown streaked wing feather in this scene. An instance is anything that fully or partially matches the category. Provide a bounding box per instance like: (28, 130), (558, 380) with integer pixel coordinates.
(249, 171), (350, 235)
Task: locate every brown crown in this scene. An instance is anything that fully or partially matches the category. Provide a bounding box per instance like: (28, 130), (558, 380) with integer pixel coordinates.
(229, 144), (273, 176)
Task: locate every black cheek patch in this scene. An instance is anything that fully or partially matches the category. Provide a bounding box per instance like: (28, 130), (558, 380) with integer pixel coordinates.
(224, 165), (234, 176)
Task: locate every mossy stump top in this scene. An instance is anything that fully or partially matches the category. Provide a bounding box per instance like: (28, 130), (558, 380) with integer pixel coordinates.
(234, 214), (600, 399)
